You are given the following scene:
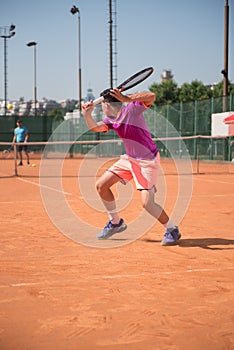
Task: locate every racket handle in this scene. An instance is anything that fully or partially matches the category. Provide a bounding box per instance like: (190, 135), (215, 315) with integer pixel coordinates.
(92, 96), (104, 106)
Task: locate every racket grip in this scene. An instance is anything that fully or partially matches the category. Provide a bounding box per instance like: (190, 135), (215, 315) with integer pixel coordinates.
(92, 96), (104, 106)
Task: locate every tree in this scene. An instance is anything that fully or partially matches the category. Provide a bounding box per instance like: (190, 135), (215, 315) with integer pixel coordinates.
(150, 79), (178, 105)
(212, 80), (234, 97)
(149, 78), (234, 105)
(48, 109), (64, 121)
(178, 80), (212, 102)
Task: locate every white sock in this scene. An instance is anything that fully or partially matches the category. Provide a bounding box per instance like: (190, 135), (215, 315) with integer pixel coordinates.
(163, 220), (176, 230)
(107, 210), (120, 225)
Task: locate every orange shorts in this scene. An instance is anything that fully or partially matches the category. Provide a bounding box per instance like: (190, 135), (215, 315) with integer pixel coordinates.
(108, 153), (160, 190)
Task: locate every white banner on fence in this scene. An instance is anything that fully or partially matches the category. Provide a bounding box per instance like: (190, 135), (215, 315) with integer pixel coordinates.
(211, 111), (234, 137)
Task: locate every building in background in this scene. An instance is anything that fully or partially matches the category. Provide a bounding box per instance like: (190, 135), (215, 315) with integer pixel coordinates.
(161, 69), (173, 82)
(83, 88), (95, 103)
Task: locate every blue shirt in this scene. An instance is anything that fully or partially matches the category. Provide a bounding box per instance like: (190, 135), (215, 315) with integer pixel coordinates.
(14, 126), (28, 142)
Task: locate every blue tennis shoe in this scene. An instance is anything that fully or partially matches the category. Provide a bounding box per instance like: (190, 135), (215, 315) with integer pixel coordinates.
(161, 226), (181, 246)
(97, 218), (127, 239)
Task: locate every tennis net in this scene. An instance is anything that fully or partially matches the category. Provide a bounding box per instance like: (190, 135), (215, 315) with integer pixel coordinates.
(1, 135), (234, 177)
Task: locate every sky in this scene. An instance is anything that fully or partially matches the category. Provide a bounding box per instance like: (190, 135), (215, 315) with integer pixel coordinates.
(0, 0), (233, 102)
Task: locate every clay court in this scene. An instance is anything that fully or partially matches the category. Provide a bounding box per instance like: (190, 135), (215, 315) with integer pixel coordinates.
(1, 156), (234, 350)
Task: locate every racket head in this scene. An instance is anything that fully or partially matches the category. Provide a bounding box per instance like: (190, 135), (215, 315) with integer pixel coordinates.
(92, 66), (154, 106)
(117, 67), (154, 92)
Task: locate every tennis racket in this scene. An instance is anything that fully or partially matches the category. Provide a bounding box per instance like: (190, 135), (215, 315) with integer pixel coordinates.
(92, 66), (154, 106)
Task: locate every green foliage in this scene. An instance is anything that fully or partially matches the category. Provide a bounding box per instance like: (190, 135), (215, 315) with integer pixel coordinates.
(150, 80), (178, 105)
(212, 80), (234, 97)
(48, 109), (64, 121)
(149, 78), (234, 105)
(178, 80), (212, 102)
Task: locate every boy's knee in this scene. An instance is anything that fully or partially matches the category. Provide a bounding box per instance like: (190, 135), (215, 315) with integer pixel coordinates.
(95, 181), (101, 193)
(96, 180), (104, 194)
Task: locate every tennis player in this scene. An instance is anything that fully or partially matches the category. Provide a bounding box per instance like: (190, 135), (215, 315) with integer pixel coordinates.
(82, 88), (181, 246)
(12, 119), (30, 166)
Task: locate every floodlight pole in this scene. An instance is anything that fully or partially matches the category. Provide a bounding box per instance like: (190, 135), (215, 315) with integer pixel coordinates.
(3, 37), (7, 116)
(222, 0), (229, 112)
(109, 0), (113, 88)
(0, 25), (16, 116)
(78, 10), (82, 112)
(70, 4), (82, 112)
(26, 41), (38, 117)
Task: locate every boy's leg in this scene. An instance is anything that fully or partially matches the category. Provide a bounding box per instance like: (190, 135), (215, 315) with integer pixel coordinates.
(140, 188), (170, 223)
(95, 171), (127, 239)
(96, 171), (120, 223)
(140, 188), (181, 245)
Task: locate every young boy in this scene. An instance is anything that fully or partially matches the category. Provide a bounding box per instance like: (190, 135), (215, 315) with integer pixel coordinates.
(82, 88), (181, 246)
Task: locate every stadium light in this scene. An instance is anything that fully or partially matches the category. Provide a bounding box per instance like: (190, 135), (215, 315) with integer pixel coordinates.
(0, 24), (16, 116)
(70, 4), (82, 112)
(26, 41), (38, 116)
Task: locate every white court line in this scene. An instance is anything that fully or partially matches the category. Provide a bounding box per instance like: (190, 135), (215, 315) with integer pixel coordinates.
(17, 177), (72, 196)
(194, 177), (234, 185)
(0, 200), (41, 204)
(0, 170), (72, 196)
(11, 283), (39, 287)
(102, 267), (234, 279)
(158, 193), (234, 198)
(0, 267), (233, 288)
(211, 194), (234, 197)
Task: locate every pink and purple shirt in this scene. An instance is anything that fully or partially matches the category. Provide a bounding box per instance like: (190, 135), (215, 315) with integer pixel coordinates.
(103, 101), (158, 160)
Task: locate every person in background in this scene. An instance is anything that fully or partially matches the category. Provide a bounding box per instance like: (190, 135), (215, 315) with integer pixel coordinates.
(13, 119), (30, 166)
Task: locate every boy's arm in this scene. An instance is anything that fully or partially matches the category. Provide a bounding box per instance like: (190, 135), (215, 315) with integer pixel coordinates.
(110, 89), (156, 107)
(82, 101), (108, 132)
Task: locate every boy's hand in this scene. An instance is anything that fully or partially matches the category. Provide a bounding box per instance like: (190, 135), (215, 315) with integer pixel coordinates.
(82, 100), (94, 113)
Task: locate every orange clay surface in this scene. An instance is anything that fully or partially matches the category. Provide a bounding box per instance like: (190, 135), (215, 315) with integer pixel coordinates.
(0, 157), (234, 350)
